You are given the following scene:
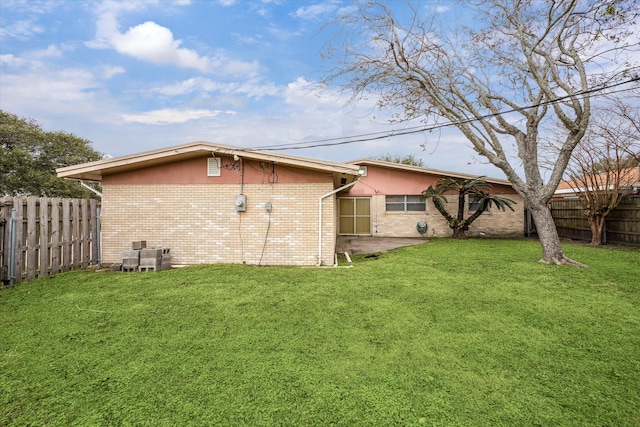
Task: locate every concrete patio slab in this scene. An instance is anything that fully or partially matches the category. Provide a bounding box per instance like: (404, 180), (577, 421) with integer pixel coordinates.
(336, 236), (429, 255)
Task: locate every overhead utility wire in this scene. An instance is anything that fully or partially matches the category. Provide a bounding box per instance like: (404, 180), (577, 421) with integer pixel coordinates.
(248, 76), (640, 152)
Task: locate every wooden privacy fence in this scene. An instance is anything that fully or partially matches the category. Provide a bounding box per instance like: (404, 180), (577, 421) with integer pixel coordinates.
(0, 196), (100, 286)
(550, 195), (640, 246)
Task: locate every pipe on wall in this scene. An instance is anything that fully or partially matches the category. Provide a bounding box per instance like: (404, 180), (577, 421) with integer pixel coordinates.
(78, 180), (103, 198)
(317, 179), (359, 267)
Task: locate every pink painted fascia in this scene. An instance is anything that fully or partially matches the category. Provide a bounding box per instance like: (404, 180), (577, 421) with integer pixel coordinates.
(103, 156), (334, 185)
(345, 164), (517, 196)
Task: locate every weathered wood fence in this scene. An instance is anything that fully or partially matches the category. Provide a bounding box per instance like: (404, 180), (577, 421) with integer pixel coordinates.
(550, 195), (640, 246)
(0, 196), (100, 286)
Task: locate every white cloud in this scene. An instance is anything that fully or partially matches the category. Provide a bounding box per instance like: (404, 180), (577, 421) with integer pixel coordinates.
(0, 54), (27, 67)
(152, 77), (223, 96)
(86, 1), (260, 76)
(152, 77), (279, 99)
(0, 19), (45, 40)
(103, 65), (125, 79)
(110, 21), (211, 72)
(0, 0), (58, 14)
(122, 108), (236, 124)
(267, 25), (300, 41)
(0, 66), (114, 126)
(292, 2), (339, 20)
(2, 43), (79, 68)
(29, 44), (62, 59)
(284, 77), (356, 108)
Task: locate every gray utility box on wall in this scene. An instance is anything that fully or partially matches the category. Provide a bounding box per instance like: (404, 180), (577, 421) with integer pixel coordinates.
(235, 194), (247, 212)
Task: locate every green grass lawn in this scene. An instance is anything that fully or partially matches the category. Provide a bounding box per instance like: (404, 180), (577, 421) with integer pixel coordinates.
(1, 238), (639, 426)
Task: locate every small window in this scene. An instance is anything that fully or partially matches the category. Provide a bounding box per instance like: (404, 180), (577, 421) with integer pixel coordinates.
(468, 194), (488, 212)
(386, 195), (425, 212)
(207, 158), (221, 176)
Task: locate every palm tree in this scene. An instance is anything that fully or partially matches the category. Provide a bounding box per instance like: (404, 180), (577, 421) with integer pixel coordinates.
(422, 177), (516, 239)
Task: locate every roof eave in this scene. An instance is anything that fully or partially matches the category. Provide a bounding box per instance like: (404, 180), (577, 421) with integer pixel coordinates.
(348, 158), (511, 186)
(57, 141), (360, 182)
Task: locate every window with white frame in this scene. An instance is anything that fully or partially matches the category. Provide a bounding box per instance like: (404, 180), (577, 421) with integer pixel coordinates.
(385, 195), (426, 212)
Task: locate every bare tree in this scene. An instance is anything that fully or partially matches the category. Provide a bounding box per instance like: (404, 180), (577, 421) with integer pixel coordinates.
(562, 101), (640, 245)
(322, 0), (639, 265)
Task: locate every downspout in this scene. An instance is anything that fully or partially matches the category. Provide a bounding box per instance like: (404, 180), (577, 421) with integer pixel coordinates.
(96, 206), (102, 267)
(317, 178), (360, 266)
(78, 180), (103, 198)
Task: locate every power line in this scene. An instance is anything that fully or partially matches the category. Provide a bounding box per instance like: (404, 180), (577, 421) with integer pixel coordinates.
(248, 76), (640, 152)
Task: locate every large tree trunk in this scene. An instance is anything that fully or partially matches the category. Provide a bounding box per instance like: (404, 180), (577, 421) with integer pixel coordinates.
(588, 216), (606, 245)
(529, 203), (587, 267)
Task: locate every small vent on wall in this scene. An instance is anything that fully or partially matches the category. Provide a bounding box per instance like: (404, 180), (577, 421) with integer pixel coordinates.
(207, 158), (221, 176)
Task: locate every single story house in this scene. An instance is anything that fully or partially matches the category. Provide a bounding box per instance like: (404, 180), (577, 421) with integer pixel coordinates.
(57, 142), (524, 267)
(57, 142), (361, 266)
(340, 159), (524, 238)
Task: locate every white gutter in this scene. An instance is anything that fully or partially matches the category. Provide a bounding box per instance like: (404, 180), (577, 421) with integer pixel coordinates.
(317, 178), (360, 267)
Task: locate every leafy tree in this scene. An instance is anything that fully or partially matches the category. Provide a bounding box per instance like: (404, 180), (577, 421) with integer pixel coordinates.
(0, 110), (103, 198)
(560, 101), (640, 245)
(422, 177), (516, 239)
(374, 153), (423, 167)
(322, 0), (639, 265)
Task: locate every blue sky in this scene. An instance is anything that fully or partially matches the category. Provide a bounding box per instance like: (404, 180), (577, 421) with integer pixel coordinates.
(1, 0), (504, 177)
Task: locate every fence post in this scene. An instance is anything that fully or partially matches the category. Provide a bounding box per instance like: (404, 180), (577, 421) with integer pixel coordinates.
(13, 196), (24, 284)
(26, 197), (37, 281)
(9, 208), (16, 288)
(39, 197), (49, 278)
(51, 198), (60, 275)
(61, 199), (71, 272)
(72, 199), (80, 269)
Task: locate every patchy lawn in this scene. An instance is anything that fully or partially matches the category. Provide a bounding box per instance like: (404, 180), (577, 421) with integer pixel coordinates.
(1, 239), (639, 426)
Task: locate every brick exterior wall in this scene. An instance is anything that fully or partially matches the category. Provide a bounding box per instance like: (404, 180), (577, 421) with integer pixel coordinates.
(366, 193), (524, 238)
(101, 183), (337, 266)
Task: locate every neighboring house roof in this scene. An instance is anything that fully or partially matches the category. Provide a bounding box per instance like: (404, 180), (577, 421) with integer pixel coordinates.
(347, 158), (513, 186)
(554, 166), (640, 196)
(57, 141), (361, 183)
